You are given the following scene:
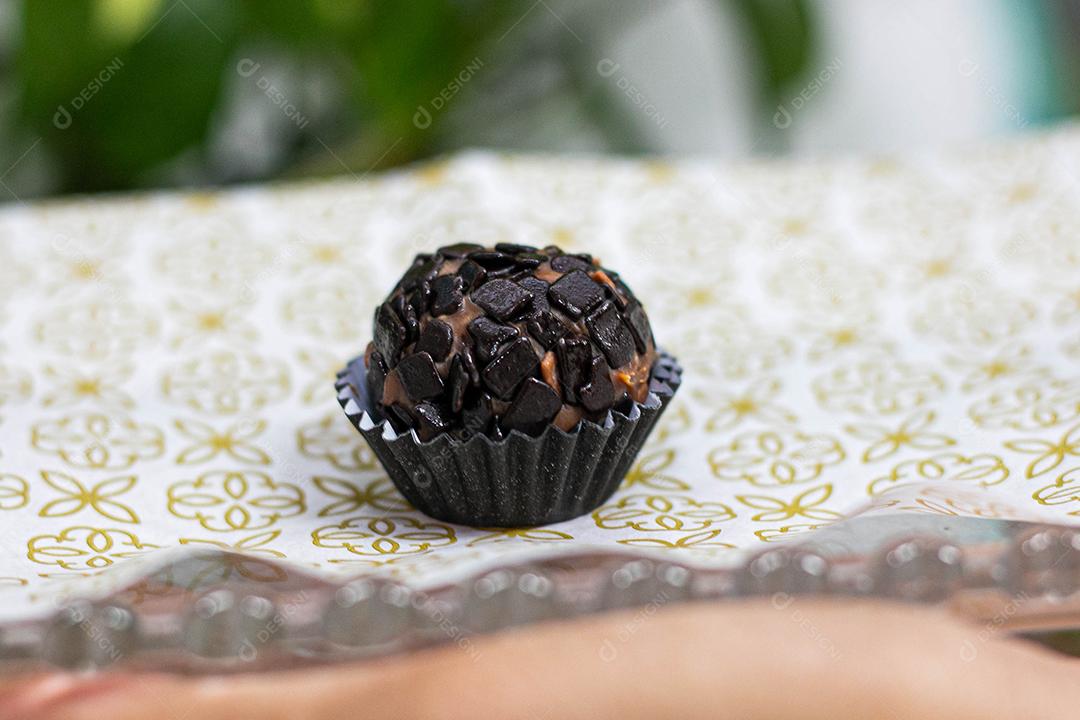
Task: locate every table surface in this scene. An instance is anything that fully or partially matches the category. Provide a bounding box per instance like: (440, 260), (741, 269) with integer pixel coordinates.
(1, 128), (1079, 622)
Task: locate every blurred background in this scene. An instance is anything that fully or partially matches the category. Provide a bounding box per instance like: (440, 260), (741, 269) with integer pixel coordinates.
(1, 0), (1078, 202)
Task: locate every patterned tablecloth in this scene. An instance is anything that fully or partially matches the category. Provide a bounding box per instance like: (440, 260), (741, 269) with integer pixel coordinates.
(1, 127), (1079, 622)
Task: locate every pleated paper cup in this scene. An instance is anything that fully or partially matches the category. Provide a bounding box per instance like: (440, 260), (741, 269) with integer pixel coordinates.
(335, 352), (681, 527)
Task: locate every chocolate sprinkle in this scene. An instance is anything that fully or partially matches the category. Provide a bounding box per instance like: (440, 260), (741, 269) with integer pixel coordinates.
(414, 401), (452, 440)
(374, 304), (406, 363)
(396, 352), (444, 402)
(471, 278), (532, 322)
(468, 316), (520, 363)
(548, 270), (605, 318)
(550, 254), (591, 273)
(437, 242), (484, 258)
(555, 337), (591, 403)
(448, 354), (469, 412)
(579, 354), (614, 413)
(481, 337), (538, 399)
(430, 275), (464, 316)
(585, 301), (636, 368)
(458, 259), (487, 291)
(502, 378), (562, 435)
(415, 319), (453, 361)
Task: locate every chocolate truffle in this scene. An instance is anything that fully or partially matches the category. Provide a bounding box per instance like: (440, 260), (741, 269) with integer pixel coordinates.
(365, 245), (658, 441)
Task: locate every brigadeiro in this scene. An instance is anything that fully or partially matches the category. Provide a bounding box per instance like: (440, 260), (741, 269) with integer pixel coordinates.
(335, 243), (681, 527)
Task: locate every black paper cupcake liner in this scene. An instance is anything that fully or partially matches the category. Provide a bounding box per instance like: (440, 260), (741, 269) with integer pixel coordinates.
(335, 351), (682, 527)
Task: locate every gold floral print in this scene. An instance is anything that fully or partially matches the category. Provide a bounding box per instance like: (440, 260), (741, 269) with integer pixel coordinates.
(0, 473), (29, 510)
(179, 531), (288, 585)
(754, 524), (828, 543)
(622, 449), (691, 491)
(947, 343), (1046, 393)
(156, 233), (273, 294)
(845, 409), (955, 463)
(702, 378), (798, 432)
(1004, 421), (1080, 479)
(297, 413), (376, 472)
(619, 530), (736, 550)
(180, 529), (286, 559)
(467, 527), (574, 546)
(167, 471), (305, 532)
(39, 364), (134, 410)
(38, 471), (139, 524)
(0, 363), (32, 406)
(161, 351), (290, 415)
(970, 377), (1080, 431)
(168, 298), (258, 349)
(736, 484), (842, 522)
(282, 281), (370, 340)
(312, 515), (456, 556)
(813, 360), (945, 416)
(174, 417), (270, 465)
(297, 347), (349, 405)
(911, 281), (1037, 347)
(1051, 286), (1080, 325)
(31, 413), (164, 470)
(28, 527), (159, 571)
(593, 494), (735, 532)
(867, 452), (1009, 496)
(708, 430), (845, 487)
(883, 486), (1011, 519)
(1033, 467), (1080, 516)
(311, 476), (409, 516)
(33, 299), (157, 359)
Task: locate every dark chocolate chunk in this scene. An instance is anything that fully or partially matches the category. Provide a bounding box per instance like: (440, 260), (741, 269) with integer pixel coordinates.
(555, 337), (591, 403)
(415, 319), (453, 361)
(448, 355), (469, 412)
(481, 337), (539, 400)
(495, 242), (538, 255)
(458, 260), (487, 291)
(430, 274), (464, 316)
(396, 352), (444, 401)
(468, 251), (517, 271)
(625, 302), (652, 354)
(408, 284), (431, 318)
(502, 378), (561, 436)
(366, 349), (388, 406)
(468, 316), (520, 363)
(462, 393), (495, 435)
(603, 283), (628, 311)
(414, 402), (452, 440)
(400, 256), (438, 292)
(514, 254), (543, 270)
(613, 275), (637, 302)
(548, 270), (605, 318)
(437, 243), (484, 258)
(551, 254), (591, 273)
(374, 303), (407, 363)
(585, 301), (637, 368)
(518, 276), (550, 315)
(387, 404), (415, 431)
(392, 294), (419, 344)
(471, 279), (531, 321)
(527, 311), (569, 349)
(579, 354), (615, 413)
(460, 346), (481, 386)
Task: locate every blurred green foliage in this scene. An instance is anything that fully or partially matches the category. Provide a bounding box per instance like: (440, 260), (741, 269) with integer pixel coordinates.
(7, 0), (815, 198)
